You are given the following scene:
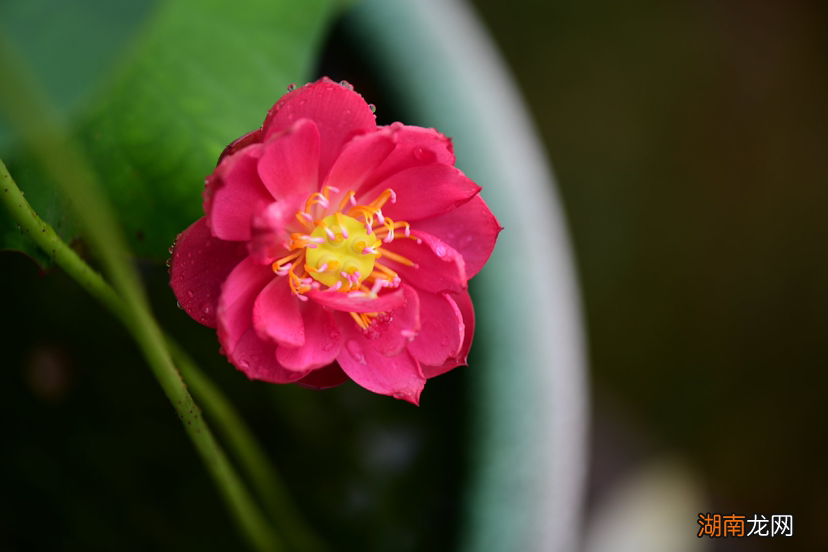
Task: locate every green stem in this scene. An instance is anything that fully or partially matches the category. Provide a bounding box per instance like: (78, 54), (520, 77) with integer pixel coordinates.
(168, 341), (328, 552)
(0, 42), (282, 552)
(2, 154), (325, 551)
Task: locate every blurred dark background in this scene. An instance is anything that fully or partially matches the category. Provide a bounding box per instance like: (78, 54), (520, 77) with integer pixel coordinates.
(466, 0), (827, 550)
(2, 1), (827, 551)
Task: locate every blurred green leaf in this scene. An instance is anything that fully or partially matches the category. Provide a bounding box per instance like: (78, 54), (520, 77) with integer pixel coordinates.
(1, 0), (338, 264)
(0, 0), (157, 265)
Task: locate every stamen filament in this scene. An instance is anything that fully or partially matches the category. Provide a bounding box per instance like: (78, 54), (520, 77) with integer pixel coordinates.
(350, 311), (368, 330)
(272, 250), (304, 272)
(338, 191), (356, 211)
(378, 247), (417, 267)
(295, 211), (314, 229)
(369, 189), (397, 209)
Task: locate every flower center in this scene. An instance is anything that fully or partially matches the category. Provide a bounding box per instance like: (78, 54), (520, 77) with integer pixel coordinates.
(304, 214), (380, 289)
(270, 186), (420, 329)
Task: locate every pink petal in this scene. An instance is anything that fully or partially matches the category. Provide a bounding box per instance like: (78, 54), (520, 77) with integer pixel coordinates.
(276, 303), (342, 371)
(407, 291), (464, 366)
(257, 119), (320, 202)
(413, 194), (502, 279)
(248, 202), (294, 265)
(262, 78), (377, 181)
(307, 286), (407, 313)
(360, 284), (421, 357)
(380, 231), (467, 294)
(295, 362), (350, 390)
(205, 145), (273, 242)
(323, 126), (398, 194)
(357, 123), (455, 196)
(252, 277), (304, 347)
(373, 165), (480, 222)
(169, 217), (247, 328)
(217, 256), (274, 355)
(421, 290), (475, 379)
(336, 315), (426, 404)
(228, 327), (310, 383)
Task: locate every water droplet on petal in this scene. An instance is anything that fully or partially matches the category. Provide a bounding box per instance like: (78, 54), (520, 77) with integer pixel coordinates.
(187, 290), (195, 298)
(165, 258), (171, 267)
(176, 301), (182, 309)
(287, 83), (296, 92)
(346, 340), (367, 365)
(368, 103), (376, 114)
(440, 337), (449, 347)
(339, 80), (354, 90)
(202, 305), (212, 316)
(435, 244), (447, 257)
(413, 147), (436, 163)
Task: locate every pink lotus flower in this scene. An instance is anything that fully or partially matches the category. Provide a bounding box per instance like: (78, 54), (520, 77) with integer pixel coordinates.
(169, 78), (500, 404)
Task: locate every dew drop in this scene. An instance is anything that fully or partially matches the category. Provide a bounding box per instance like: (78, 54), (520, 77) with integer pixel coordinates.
(187, 290), (195, 299)
(240, 360), (251, 369)
(168, 245), (174, 254)
(165, 258), (171, 267)
(346, 340), (367, 365)
(413, 147), (436, 163)
(202, 305), (212, 316)
(460, 234), (474, 247)
(176, 301), (182, 309)
(287, 83), (296, 92)
(329, 331), (340, 340)
(440, 337), (450, 347)
(435, 244), (447, 257)
(339, 80), (354, 90)
(322, 342), (334, 352)
(368, 103), (376, 114)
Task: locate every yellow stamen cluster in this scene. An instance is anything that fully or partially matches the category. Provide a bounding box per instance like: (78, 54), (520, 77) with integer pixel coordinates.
(271, 186), (420, 329)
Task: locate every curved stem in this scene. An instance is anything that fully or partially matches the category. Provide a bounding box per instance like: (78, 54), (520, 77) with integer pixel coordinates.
(168, 341), (329, 552)
(0, 42), (283, 552)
